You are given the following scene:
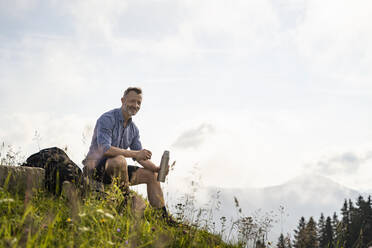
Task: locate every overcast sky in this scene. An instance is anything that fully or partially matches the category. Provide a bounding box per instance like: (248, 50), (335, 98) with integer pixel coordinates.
(1, 0), (372, 192)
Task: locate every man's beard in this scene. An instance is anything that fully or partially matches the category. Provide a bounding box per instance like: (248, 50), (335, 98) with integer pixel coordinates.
(128, 108), (137, 116)
(124, 104), (137, 116)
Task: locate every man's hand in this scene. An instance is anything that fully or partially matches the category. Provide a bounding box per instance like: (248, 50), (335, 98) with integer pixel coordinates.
(135, 149), (152, 161)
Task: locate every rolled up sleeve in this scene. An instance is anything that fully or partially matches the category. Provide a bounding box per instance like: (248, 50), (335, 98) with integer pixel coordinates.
(130, 129), (142, 151)
(96, 116), (114, 154)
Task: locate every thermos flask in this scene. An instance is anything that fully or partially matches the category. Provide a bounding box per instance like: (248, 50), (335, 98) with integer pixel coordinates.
(157, 151), (169, 182)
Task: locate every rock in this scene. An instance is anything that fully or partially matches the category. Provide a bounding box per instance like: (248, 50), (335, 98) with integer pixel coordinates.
(62, 180), (79, 202)
(0, 165), (45, 194)
(61, 181), (80, 218)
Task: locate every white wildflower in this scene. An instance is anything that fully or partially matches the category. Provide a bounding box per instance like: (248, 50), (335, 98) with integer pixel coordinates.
(78, 226), (90, 232)
(107, 241), (114, 245)
(0, 198), (14, 203)
(96, 209), (105, 214)
(10, 238), (17, 245)
(78, 212), (86, 217)
(104, 213), (114, 219)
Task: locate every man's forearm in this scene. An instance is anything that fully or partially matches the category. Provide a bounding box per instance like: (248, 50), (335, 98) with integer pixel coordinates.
(138, 159), (159, 172)
(104, 146), (136, 158)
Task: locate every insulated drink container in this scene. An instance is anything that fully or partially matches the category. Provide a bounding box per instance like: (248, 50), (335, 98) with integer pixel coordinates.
(157, 151), (169, 182)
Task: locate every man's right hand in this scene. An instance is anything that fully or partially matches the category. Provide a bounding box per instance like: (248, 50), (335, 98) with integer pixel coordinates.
(135, 149), (152, 161)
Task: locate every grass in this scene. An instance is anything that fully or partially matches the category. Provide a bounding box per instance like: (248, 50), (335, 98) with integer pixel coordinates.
(0, 178), (242, 248)
(0, 144), (272, 247)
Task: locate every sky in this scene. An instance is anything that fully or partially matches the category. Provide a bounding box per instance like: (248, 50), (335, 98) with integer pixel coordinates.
(1, 0), (372, 193)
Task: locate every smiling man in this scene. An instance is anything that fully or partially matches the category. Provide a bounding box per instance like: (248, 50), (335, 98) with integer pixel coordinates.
(83, 87), (171, 219)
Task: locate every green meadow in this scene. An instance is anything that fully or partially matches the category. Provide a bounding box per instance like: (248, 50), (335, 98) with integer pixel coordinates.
(0, 176), (241, 248)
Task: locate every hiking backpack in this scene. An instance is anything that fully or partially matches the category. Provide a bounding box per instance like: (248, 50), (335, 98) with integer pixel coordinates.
(22, 147), (82, 195)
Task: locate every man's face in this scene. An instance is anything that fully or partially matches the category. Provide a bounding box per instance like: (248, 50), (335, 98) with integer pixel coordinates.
(121, 91), (142, 117)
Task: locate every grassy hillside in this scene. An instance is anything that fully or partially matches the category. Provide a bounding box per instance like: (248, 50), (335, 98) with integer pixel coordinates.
(0, 180), (241, 248)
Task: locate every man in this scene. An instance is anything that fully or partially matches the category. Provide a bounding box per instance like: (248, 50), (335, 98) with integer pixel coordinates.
(83, 87), (170, 218)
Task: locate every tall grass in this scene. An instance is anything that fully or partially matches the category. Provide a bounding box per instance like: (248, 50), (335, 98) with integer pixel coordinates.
(0, 143), (276, 248)
(0, 179), (241, 248)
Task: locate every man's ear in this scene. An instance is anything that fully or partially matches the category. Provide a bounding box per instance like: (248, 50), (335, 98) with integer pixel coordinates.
(121, 97), (125, 104)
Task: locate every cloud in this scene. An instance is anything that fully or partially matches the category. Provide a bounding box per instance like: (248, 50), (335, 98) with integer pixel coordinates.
(311, 151), (372, 176)
(1, 0), (372, 193)
(295, 0), (372, 86)
(62, 0), (128, 43)
(0, 112), (93, 166)
(0, 0), (39, 18)
(171, 123), (215, 149)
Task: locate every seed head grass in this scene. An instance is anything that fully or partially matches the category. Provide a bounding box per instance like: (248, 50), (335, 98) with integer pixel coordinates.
(0, 181), (241, 248)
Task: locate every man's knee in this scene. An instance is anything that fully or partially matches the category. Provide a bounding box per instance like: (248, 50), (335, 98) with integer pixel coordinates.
(136, 169), (158, 184)
(108, 155), (127, 166)
(148, 171), (158, 184)
(106, 155), (127, 174)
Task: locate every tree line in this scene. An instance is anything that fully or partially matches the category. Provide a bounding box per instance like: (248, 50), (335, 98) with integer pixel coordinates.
(276, 195), (372, 248)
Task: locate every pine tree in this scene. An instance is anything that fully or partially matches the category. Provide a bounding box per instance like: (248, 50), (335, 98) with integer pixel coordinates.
(293, 217), (306, 248)
(285, 234), (292, 248)
(305, 217), (318, 248)
(256, 240), (266, 248)
(339, 199), (350, 247)
(365, 196), (372, 245)
(331, 212), (339, 242)
(354, 195), (372, 246)
(277, 233), (285, 248)
(324, 216), (334, 248)
(318, 213), (326, 248)
(349, 196), (363, 246)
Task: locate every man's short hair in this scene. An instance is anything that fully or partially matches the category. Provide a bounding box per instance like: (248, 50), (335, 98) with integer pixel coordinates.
(124, 87), (142, 97)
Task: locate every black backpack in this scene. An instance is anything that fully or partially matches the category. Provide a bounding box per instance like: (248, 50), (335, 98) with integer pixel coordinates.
(22, 147), (82, 195)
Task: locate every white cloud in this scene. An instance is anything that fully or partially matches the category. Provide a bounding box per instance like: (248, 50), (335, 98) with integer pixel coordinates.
(295, 0), (372, 85)
(0, 0), (39, 17)
(185, 0), (280, 51)
(1, 0), (372, 193)
(0, 112), (93, 166)
(62, 0), (129, 42)
(50, 0), (284, 58)
(172, 123), (215, 149)
(311, 151), (372, 176)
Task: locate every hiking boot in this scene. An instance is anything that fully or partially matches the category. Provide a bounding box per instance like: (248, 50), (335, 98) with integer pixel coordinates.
(159, 207), (179, 227)
(164, 214), (179, 227)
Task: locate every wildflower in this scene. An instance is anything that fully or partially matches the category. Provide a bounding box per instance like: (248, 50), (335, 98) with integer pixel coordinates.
(0, 198), (14, 203)
(151, 227), (155, 232)
(96, 209), (105, 214)
(116, 228), (121, 233)
(125, 240), (129, 245)
(107, 241), (114, 245)
(78, 212), (86, 217)
(78, 226), (90, 232)
(100, 218), (105, 223)
(182, 230), (188, 234)
(104, 213), (114, 219)
(10, 238), (17, 245)
(66, 218), (72, 223)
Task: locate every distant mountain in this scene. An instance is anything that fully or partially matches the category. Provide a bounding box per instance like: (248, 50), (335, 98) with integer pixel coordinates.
(202, 174), (366, 243)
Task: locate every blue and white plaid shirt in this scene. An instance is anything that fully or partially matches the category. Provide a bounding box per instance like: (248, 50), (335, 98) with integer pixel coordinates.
(86, 108), (142, 160)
